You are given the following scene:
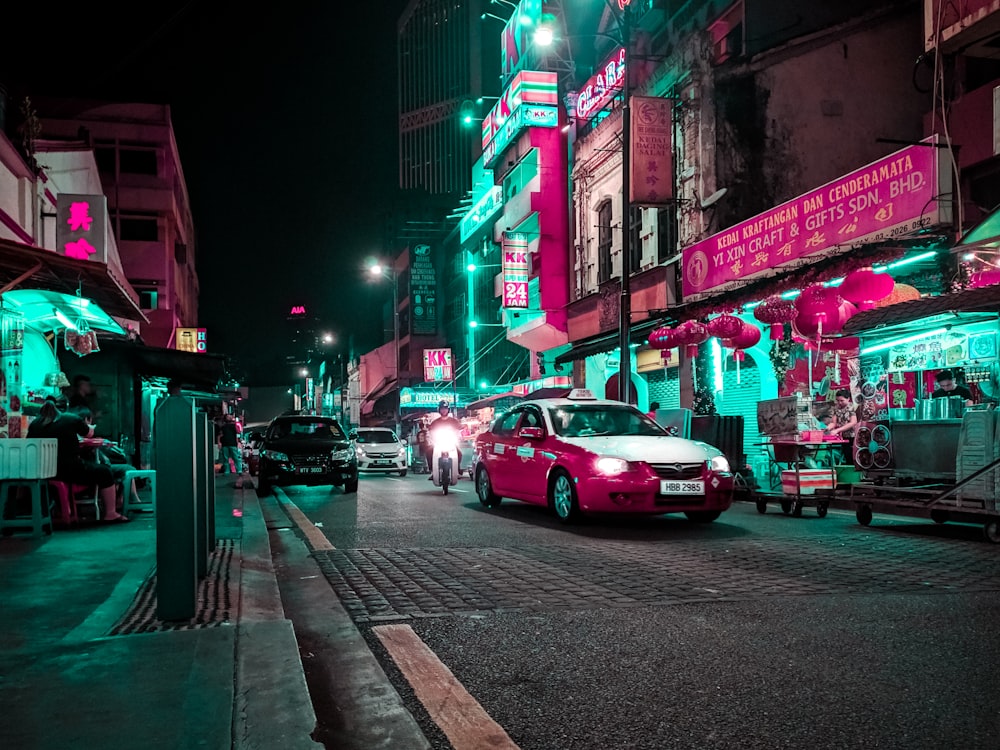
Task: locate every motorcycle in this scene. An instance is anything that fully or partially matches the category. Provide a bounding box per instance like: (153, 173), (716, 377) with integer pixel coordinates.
(429, 425), (459, 495)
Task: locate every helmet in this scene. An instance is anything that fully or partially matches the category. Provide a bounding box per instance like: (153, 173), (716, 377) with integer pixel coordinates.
(438, 400), (449, 409)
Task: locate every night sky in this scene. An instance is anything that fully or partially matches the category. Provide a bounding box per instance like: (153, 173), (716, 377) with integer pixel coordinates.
(1, 1), (413, 378)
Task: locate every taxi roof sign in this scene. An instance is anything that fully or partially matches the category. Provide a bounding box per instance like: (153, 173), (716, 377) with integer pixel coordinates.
(567, 389), (597, 400)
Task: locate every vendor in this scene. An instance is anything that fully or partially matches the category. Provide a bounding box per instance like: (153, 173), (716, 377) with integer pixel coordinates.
(931, 370), (973, 406)
(825, 389), (859, 440)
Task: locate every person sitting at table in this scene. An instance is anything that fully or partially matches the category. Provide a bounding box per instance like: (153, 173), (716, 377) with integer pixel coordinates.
(28, 403), (129, 523)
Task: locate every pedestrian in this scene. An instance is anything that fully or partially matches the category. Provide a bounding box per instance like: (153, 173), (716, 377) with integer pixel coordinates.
(67, 374), (94, 409)
(416, 420), (431, 473)
(166, 378), (183, 396)
(217, 413), (243, 478)
(646, 401), (660, 421)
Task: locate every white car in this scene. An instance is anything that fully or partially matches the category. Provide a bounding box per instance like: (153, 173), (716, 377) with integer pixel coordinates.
(353, 427), (408, 476)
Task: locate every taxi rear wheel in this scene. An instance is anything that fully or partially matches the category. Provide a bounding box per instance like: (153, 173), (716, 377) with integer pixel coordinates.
(476, 466), (502, 508)
(550, 470), (580, 524)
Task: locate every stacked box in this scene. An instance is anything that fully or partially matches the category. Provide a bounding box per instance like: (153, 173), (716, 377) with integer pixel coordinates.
(0, 438), (58, 479)
(956, 410), (996, 506)
(781, 469), (836, 495)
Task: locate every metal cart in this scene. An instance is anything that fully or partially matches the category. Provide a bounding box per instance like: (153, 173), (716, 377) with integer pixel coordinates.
(752, 440), (845, 518)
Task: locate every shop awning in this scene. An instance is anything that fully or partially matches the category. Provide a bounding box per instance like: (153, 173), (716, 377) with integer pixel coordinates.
(0, 288), (125, 334)
(99, 340), (227, 389)
(554, 319), (661, 365)
(956, 205), (1000, 252)
(842, 283), (1000, 336)
(0, 238), (146, 323)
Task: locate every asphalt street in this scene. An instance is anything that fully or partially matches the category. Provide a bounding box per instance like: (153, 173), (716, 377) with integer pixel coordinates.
(269, 472), (1000, 750)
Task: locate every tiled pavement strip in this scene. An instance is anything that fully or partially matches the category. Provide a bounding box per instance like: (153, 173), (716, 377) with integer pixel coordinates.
(312, 535), (1000, 624)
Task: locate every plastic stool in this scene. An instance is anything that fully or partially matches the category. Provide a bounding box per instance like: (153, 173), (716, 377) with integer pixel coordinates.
(123, 470), (156, 516)
(48, 481), (96, 524)
(0, 479), (53, 538)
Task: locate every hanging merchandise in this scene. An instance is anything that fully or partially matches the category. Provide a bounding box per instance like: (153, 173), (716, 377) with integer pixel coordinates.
(64, 320), (100, 357)
(838, 267), (895, 310)
(753, 295), (798, 340)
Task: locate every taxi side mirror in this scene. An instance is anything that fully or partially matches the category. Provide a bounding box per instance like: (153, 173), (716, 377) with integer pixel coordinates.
(518, 426), (545, 440)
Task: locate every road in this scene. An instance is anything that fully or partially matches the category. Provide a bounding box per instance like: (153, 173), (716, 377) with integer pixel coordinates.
(265, 472), (1000, 750)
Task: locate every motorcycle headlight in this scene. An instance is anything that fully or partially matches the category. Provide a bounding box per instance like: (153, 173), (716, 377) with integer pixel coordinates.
(331, 448), (352, 461)
(261, 449), (289, 462)
(595, 457), (630, 475)
(709, 455), (731, 473)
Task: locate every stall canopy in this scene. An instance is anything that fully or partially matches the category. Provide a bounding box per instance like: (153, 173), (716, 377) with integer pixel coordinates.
(466, 391), (522, 411)
(956, 205), (1000, 252)
(99, 340), (227, 390)
(0, 238), (146, 323)
(842, 283), (1000, 337)
(0, 288), (125, 334)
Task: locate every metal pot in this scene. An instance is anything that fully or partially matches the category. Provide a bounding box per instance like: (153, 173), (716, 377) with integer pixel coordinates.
(919, 397), (964, 420)
(889, 408), (915, 421)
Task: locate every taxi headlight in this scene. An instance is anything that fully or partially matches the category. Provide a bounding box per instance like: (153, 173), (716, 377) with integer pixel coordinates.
(355, 447), (367, 457)
(261, 449), (289, 462)
(397, 447), (407, 457)
(709, 455), (731, 473)
(595, 457), (630, 475)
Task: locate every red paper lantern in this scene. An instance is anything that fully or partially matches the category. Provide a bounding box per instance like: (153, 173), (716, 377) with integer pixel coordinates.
(677, 320), (709, 358)
(838, 267), (895, 310)
(729, 323), (762, 361)
(707, 313), (743, 340)
(648, 327), (677, 350)
(794, 288), (855, 338)
(753, 295), (797, 339)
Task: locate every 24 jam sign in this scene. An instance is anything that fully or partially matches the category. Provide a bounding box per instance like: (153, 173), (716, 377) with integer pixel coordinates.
(423, 348), (453, 382)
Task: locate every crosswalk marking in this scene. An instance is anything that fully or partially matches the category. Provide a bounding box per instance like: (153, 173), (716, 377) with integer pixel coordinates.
(373, 624), (521, 750)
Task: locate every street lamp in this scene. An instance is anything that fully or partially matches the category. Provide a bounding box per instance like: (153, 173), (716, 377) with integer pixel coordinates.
(368, 261), (401, 436)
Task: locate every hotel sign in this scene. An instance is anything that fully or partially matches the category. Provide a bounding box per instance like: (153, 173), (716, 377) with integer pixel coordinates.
(176, 327), (207, 353)
(575, 47), (625, 122)
(502, 232), (530, 309)
(682, 137), (952, 298)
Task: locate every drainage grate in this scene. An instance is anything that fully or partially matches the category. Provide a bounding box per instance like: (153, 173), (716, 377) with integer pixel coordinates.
(108, 539), (235, 635)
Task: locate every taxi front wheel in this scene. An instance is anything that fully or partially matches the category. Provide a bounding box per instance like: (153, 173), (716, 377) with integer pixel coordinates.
(476, 466), (502, 509)
(550, 470), (581, 524)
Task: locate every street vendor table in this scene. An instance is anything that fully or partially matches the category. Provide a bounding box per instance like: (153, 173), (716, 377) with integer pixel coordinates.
(754, 439), (847, 518)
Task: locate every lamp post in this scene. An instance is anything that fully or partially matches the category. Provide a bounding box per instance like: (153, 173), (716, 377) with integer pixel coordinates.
(614, 0), (633, 404)
(465, 254), (503, 389)
(369, 262), (401, 437)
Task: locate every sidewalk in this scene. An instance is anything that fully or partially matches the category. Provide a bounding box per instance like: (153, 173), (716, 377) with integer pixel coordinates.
(0, 474), (321, 750)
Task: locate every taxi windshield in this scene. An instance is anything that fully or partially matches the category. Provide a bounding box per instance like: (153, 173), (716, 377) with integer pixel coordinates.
(549, 404), (665, 438)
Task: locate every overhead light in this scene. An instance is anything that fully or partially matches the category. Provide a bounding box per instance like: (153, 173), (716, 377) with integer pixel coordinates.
(860, 327), (948, 355)
(53, 308), (78, 331)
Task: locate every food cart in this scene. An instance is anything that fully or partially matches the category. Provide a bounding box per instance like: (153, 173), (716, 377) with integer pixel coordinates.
(839, 284), (1000, 542)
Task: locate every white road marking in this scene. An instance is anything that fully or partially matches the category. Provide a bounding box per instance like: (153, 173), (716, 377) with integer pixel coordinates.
(373, 624), (521, 750)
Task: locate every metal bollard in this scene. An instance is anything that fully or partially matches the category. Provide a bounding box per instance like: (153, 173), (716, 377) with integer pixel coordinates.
(194, 411), (213, 579)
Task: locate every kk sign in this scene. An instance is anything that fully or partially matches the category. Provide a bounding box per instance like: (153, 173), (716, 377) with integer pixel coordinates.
(176, 327), (207, 354)
(502, 232), (529, 309)
(423, 348), (453, 382)
(56, 194), (108, 264)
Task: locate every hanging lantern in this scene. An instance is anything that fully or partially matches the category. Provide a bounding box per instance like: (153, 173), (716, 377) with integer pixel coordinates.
(707, 313), (743, 341)
(753, 295), (797, 340)
(647, 326), (677, 350)
(794, 291), (855, 339)
(729, 322), (762, 361)
(839, 267), (895, 310)
(677, 320), (709, 358)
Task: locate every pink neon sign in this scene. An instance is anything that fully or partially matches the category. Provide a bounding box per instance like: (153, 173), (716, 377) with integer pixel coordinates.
(575, 47), (625, 122)
(682, 140), (949, 298)
(56, 194), (106, 263)
(502, 232), (529, 309)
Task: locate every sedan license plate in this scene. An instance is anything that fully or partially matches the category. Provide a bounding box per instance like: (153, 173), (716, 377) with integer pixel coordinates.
(373, 460), (392, 466)
(298, 467), (323, 474)
(660, 480), (704, 495)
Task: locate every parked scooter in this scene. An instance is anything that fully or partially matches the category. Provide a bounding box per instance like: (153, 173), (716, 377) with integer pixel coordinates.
(429, 425), (460, 495)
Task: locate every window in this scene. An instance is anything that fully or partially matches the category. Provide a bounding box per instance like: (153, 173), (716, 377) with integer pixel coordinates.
(138, 290), (158, 311)
(118, 148), (158, 176)
(493, 409), (522, 437)
(118, 217), (159, 242)
(95, 147), (115, 174)
(657, 205), (678, 264)
(597, 200), (613, 284)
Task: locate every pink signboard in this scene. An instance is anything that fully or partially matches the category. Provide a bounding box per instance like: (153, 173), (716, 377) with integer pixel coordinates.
(423, 348), (453, 382)
(682, 139), (949, 298)
(56, 194), (107, 264)
(502, 232), (530, 309)
(575, 47), (624, 122)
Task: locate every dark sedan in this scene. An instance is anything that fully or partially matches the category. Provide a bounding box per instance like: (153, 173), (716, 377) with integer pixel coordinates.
(255, 415), (358, 496)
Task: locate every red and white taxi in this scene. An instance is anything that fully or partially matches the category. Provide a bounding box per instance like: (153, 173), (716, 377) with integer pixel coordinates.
(472, 389), (734, 523)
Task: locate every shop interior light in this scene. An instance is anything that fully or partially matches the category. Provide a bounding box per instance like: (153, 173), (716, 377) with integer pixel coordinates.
(53, 308), (78, 331)
(859, 327), (948, 355)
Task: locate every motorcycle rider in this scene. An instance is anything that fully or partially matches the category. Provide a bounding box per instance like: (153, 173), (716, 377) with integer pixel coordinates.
(428, 400), (463, 480)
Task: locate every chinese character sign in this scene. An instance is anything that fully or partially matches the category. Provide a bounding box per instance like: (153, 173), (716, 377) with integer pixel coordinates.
(423, 348), (453, 382)
(56, 194), (107, 264)
(176, 327), (208, 353)
(502, 232), (529, 309)
(630, 96), (674, 206)
(682, 139), (948, 297)
(0, 310), (25, 438)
